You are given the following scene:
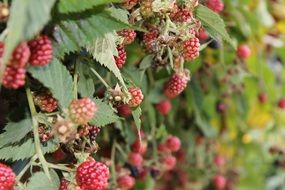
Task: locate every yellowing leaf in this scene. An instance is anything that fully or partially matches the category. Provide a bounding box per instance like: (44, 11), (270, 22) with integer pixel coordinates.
(247, 105), (272, 128)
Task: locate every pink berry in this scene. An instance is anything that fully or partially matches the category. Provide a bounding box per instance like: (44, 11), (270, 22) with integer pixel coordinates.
(0, 163), (16, 190)
(117, 175), (135, 190)
(214, 155), (226, 167)
(155, 99), (172, 115)
(128, 152), (143, 167)
(128, 87), (144, 107)
(278, 98), (285, 109)
(206, 0), (224, 13)
(161, 155), (177, 170)
(214, 175), (226, 189)
(131, 139), (148, 155)
(183, 37), (200, 61)
(2, 66), (26, 89)
(164, 71), (190, 99)
(114, 45), (126, 69)
(118, 29), (136, 45)
(237, 44), (251, 60)
(165, 136), (181, 152)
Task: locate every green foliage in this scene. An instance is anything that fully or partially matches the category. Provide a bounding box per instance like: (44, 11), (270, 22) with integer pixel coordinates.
(0, 117), (32, 148)
(77, 62), (95, 97)
(26, 170), (60, 190)
(195, 5), (236, 49)
(132, 107), (142, 139)
(29, 58), (73, 108)
(57, 0), (121, 14)
(90, 98), (120, 127)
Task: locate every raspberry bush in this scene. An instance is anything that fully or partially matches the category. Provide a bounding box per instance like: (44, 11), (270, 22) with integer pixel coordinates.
(0, 0), (284, 189)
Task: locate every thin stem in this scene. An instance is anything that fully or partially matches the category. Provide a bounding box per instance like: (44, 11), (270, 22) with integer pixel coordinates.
(115, 144), (127, 160)
(90, 68), (110, 89)
(26, 86), (51, 180)
(73, 62), (78, 99)
(16, 155), (37, 181)
(47, 163), (74, 172)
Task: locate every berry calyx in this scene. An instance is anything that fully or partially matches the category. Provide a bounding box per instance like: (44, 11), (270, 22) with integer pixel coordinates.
(206, 0), (224, 13)
(128, 87), (144, 107)
(76, 160), (109, 190)
(59, 178), (69, 190)
(165, 136), (181, 152)
(164, 70), (190, 99)
(213, 175), (226, 189)
(118, 29), (136, 45)
(117, 175), (135, 190)
(161, 155), (177, 171)
(183, 37), (200, 61)
(0, 42), (30, 68)
(0, 163), (16, 190)
(34, 92), (58, 113)
(1, 66), (26, 89)
(114, 45), (127, 69)
(69, 97), (97, 125)
(155, 99), (172, 115)
(128, 152), (143, 167)
(237, 44), (251, 60)
(28, 35), (53, 66)
(278, 98), (285, 109)
(117, 104), (132, 118)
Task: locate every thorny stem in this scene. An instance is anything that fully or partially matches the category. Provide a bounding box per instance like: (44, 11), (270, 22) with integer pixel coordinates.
(26, 86), (51, 180)
(90, 68), (110, 89)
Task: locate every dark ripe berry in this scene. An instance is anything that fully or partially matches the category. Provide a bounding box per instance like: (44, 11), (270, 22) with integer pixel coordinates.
(213, 175), (226, 189)
(69, 97), (97, 125)
(155, 99), (172, 115)
(117, 104), (132, 118)
(165, 135), (181, 152)
(164, 71), (190, 99)
(206, 0), (224, 13)
(128, 152), (143, 167)
(2, 66), (26, 89)
(76, 160), (109, 190)
(278, 98), (285, 109)
(34, 92), (58, 113)
(208, 39), (220, 49)
(59, 178), (69, 190)
(0, 163), (16, 190)
(143, 28), (159, 53)
(183, 37), (200, 61)
(52, 148), (67, 162)
(170, 7), (192, 23)
(237, 44), (251, 60)
(125, 163), (140, 178)
(258, 92), (267, 104)
(89, 125), (101, 143)
(128, 87), (144, 107)
(114, 45), (126, 69)
(28, 35), (53, 66)
(117, 175), (136, 190)
(122, 0), (138, 9)
(150, 168), (160, 179)
(118, 29), (136, 45)
(0, 42), (30, 68)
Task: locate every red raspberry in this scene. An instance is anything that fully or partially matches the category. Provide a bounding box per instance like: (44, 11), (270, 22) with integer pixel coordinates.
(69, 97), (97, 125)
(155, 99), (172, 115)
(34, 92), (58, 113)
(128, 152), (143, 167)
(0, 42), (30, 68)
(128, 87), (144, 107)
(117, 104), (132, 118)
(117, 175), (135, 190)
(122, 0), (138, 9)
(28, 35), (53, 66)
(213, 175), (226, 189)
(166, 136), (181, 152)
(59, 178), (69, 190)
(114, 45), (126, 69)
(131, 139), (148, 155)
(164, 71), (190, 99)
(214, 155), (226, 167)
(206, 0), (224, 13)
(170, 7), (192, 23)
(89, 125), (101, 142)
(118, 29), (136, 45)
(237, 44), (251, 60)
(258, 92), (267, 104)
(161, 155), (177, 170)
(183, 37), (200, 61)
(0, 163), (16, 190)
(2, 66), (26, 89)
(143, 28), (159, 52)
(278, 98), (285, 109)
(197, 29), (209, 41)
(76, 160), (109, 190)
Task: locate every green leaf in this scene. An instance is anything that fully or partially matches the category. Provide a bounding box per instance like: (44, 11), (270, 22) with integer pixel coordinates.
(29, 58), (73, 108)
(77, 62), (95, 97)
(0, 138), (59, 161)
(53, 11), (129, 58)
(195, 5), (236, 49)
(0, 117), (32, 148)
(107, 6), (129, 24)
(2, 0), (55, 65)
(26, 170), (59, 190)
(131, 107), (142, 140)
(86, 33), (127, 89)
(57, 0), (121, 14)
(90, 98), (120, 127)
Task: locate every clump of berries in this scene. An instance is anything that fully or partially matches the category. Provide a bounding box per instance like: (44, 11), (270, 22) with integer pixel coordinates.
(76, 160), (110, 190)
